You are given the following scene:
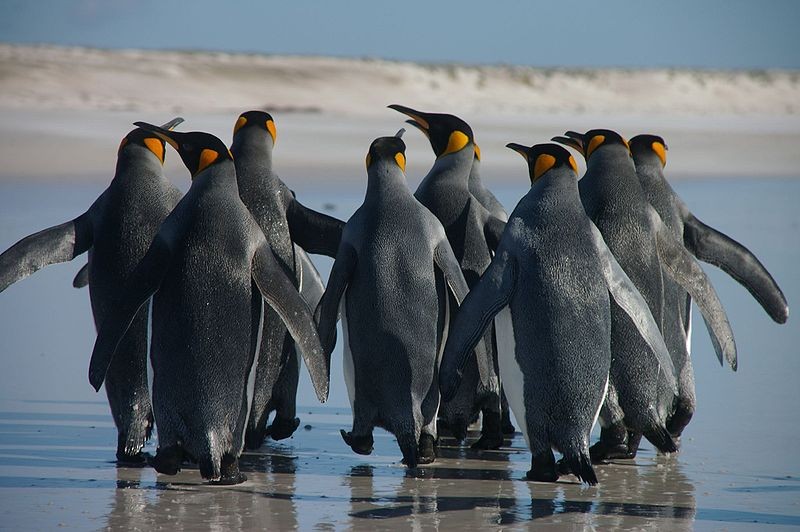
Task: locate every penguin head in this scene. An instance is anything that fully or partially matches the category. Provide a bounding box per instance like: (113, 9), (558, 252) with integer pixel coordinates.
(388, 104), (474, 159)
(552, 129), (631, 162)
(117, 117), (184, 165)
(630, 134), (668, 168)
(365, 131), (407, 175)
(506, 142), (578, 183)
(232, 110), (278, 148)
(134, 122), (233, 178)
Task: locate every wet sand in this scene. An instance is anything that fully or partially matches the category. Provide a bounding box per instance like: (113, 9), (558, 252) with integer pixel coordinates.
(0, 178), (798, 530)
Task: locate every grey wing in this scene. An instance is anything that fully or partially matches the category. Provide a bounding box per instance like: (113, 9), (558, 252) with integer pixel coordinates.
(651, 208), (738, 370)
(439, 249), (516, 402)
(588, 222), (678, 392)
(0, 213), (93, 292)
(73, 262), (90, 288)
(483, 215), (507, 253)
(684, 213), (788, 324)
(88, 236), (171, 391)
(314, 242), (357, 357)
(253, 243), (329, 402)
(295, 244), (324, 311)
(286, 198), (346, 258)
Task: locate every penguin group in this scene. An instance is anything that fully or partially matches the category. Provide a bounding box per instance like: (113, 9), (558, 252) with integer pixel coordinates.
(0, 106), (788, 486)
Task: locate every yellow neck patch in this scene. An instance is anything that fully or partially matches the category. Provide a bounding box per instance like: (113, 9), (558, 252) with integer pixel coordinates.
(234, 116), (247, 134)
(651, 141), (667, 167)
(568, 155), (578, 173)
(586, 135), (605, 159)
(533, 154), (556, 181)
(196, 148), (219, 175)
(441, 131), (469, 157)
(474, 144), (481, 161)
(143, 137), (165, 164)
(394, 152), (406, 172)
(266, 120), (277, 145)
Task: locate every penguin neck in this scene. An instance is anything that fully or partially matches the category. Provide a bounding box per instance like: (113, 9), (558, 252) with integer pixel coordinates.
(634, 160), (665, 189)
(468, 159), (484, 191)
(424, 148), (473, 187)
(583, 148), (641, 198)
(231, 139), (280, 193)
(365, 164), (409, 200)
(190, 160), (238, 191)
(231, 136), (276, 172)
(113, 147), (167, 185)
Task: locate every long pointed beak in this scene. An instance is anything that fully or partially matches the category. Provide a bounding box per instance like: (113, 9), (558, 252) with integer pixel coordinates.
(395, 128), (406, 138)
(135, 121), (181, 150)
(160, 117), (185, 131)
(552, 135), (585, 155)
(388, 104), (430, 131)
(505, 143), (530, 159)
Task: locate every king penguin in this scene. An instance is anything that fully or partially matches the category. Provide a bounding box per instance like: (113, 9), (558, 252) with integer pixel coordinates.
(231, 110), (344, 449)
(439, 142), (676, 484)
(630, 134), (789, 437)
(389, 104), (505, 450)
(553, 129), (737, 461)
(315, 131), (493, 467)
(87, 123), (329, 484)
(0, 117), (184, 464)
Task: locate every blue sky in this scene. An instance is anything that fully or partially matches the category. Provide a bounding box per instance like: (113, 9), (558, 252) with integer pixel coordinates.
(2, 0), (799, 69)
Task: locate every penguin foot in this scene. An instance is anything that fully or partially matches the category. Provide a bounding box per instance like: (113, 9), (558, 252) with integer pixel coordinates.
(244, 426), (268, 450)
(211, 456), (247, 485)
(417, 434), (437, 464)
(341, 430), (373, 455)
(589, 441), (633, 462)
(527, 450), (558, 483)
(470, 433), (504, 450)
(501, 420), (517, 435)
(525, 468), (559, 483)
(149, 445), (183, 476)
(116, 451), (149, 468)
(266, 417), (301, 441)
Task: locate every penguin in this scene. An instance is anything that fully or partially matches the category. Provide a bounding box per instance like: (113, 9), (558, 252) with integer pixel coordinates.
(630, 134), (789, 437)
(230, 110), (345, 449)
(315, 131), (492, 467)
(0, 117), (185, 464)
(552, 129), (737, 461)
(87, 123), (329, 485)
(469, 144), (509, 222)
(389, 104), (505, 450)
(439, 142), (677, 485)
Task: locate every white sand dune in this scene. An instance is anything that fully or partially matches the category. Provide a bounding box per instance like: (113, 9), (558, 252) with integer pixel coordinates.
(0, 44), (798, 182)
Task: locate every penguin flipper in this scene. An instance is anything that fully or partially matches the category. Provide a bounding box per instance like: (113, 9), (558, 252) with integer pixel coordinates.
(483, 215), (507, 253)
(315, 243), (357, 356)
(253, 244), (329, 403)
(0, 214), (93, 293)
(684, 214), (788, 324)
(588, 222), (678, 393)
(88, 237), (171, 392)
(434, 240), (498, 395)
(439, 250), (516, 402)
(73, 262), (90, 288)
(294, 244), (325, 310)
(650, 209), (738, 370)
(287, 198), (346, 258)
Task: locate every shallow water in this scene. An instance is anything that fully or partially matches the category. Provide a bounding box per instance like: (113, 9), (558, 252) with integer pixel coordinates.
(0, 178), (798, 530)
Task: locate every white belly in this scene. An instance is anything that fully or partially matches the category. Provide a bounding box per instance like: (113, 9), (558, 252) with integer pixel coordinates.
(340, 294), (355, 409)
(244, 296), (265, 424)
(685, 303), (693, 357)
(146, 298), (154, 408)
(496, 306), (530, 448)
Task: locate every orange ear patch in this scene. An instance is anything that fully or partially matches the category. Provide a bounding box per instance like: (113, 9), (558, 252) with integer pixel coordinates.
(197, 148), (219, 175)
(395, 152), (406, 172)
(651, 141), (667, 167)
(442, 130), (469, 157)
(568, 155), (578, 173)
(586, 135), (605, 159)
(234, 116), (247, 134)
(474, 144), (481, 161)
(533, 154), (556, 180)
(143, 137), (165, 163)
(266, 120), (277, 145)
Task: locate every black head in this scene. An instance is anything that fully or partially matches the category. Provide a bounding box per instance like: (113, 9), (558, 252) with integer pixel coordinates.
(118, 117), (184, 165)
(630, 134), (668, 167)
(506, 142), (578, 183)
(388, 104), (474, 158)
(134, 122), (233, 178)
(552, 129), (630, 161)
(232, 110), (277, 145)
(365, 132), (407, 174)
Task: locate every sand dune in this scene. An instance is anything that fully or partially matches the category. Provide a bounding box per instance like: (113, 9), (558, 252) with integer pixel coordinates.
(0, 44), (798, 182)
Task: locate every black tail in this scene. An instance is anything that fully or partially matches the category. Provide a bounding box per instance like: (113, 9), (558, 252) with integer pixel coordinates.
(564, 451), (598, 486)
(644, 424), (679, 454)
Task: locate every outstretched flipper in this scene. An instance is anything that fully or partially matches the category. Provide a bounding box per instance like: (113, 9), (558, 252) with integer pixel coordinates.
(439, 250), (517, 402)
(483, 216), (507, 253)
(73, 262), (90, 288)
(286, 199), (346, 258)
(252, 244), (329, 402)
(295, 244), (324, 310)
(0, 214), (93, 292)
(88, 237), (172, 391)
(684, 214), (788, 324)
(650, 209), (738, 370)
(588, 223), (677, 393)
(315, 242), (358, 356)
(433, 240), (498, 394)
